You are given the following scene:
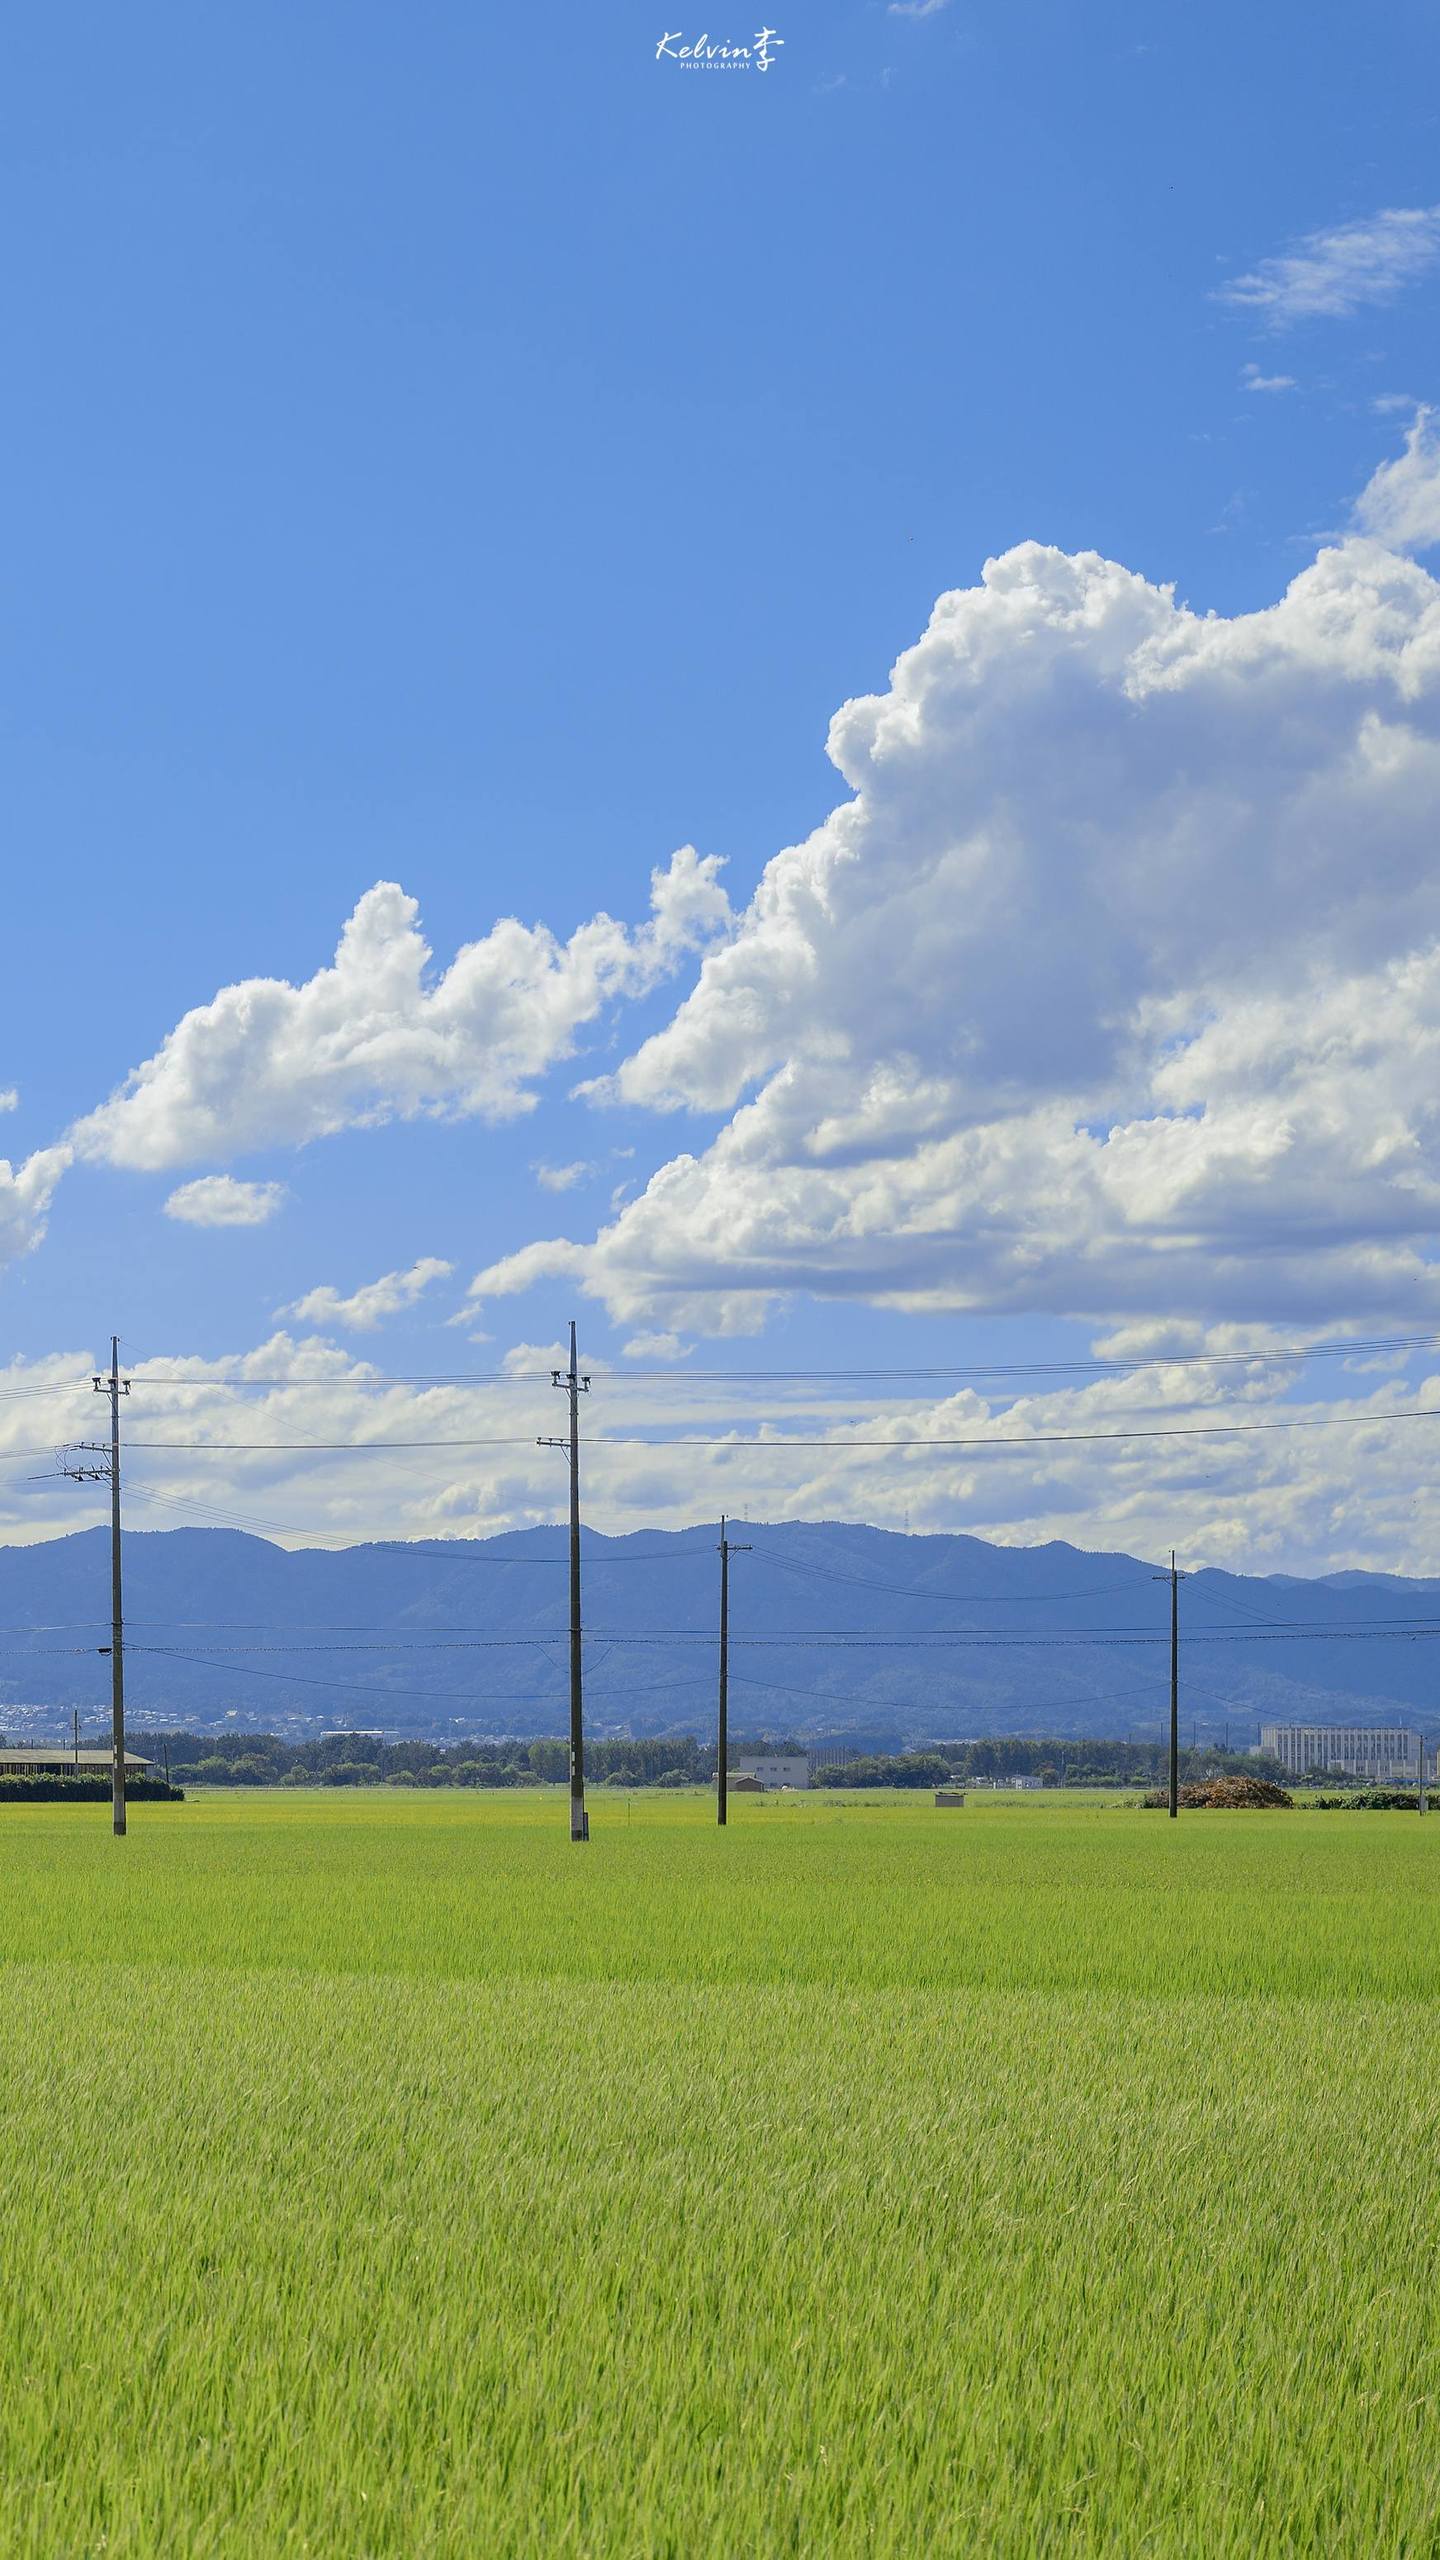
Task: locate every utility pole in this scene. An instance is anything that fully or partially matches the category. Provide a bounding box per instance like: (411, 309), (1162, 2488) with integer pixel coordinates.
(59, 1337), (130, 1837)
(100, 1338), (128, 1838)
(716, 1515), (751, 1826)
(1419, 1729), (1428, 1818)
(1152, 1551), (1187, 1819)
(539, 1321), (590, 1842)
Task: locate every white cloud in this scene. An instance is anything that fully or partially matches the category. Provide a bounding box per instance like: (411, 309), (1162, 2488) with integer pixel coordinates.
(280, 1257), (454, 1332)
(8, 1328), (1440, 1581)
(533, 1160), (593, 1193)
(471, 513), (1440, 1343)
(1218, 205), (1440, 324)
(887, 0), (949, 15)
(163, 1176), (287, 1228)
(71, 848), (732, 1175)
(0, 1144), (70, 1271)
(1240, 363), (1295, 394)
(0, 1089), (18, 1113)
(1352, 409), (1440, 554)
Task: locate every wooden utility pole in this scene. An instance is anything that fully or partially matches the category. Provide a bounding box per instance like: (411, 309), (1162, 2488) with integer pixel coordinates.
(716, 1515), (751, 1826)
(1419, 1729), (1428, 1818)
(101, 1338), (128, 1838)
(61, 1337), (130, 1836)
(540, 1322), (590, 1841)
(1152, 1552), (1186, 1819)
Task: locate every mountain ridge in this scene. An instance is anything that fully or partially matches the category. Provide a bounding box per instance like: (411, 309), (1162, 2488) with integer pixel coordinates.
(4, 1519), (1438, 1746)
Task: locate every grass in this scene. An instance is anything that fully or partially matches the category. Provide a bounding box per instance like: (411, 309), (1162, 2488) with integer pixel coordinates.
(2, 1788), (1438, 2555)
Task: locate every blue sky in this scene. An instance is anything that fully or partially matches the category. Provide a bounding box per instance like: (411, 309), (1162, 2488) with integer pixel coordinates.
(6, 0), (1440, 1567)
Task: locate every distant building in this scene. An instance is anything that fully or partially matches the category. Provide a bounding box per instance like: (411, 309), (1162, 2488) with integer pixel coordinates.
(1259, 1724), (1431, 1784)
(730, 1755), (810, 1791)
(935, 1789), (965, 1808)
(727, 1774), (764, 1794)
(940, 1769), (1044, 1790)
(0, 1748), (151, 1777)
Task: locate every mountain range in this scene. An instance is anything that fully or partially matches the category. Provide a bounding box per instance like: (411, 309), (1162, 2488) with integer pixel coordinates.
(3, 1520), (1438, 1748)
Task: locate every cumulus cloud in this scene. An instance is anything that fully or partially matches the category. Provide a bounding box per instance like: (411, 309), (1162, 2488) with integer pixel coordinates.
(72, 848), (732, 1175)
(1239, 363), (1295, 394)
(0, 1145), (70, 1271)
(163, 1176), (287, 1228)
(1352, 409), (1440, 554)
(280, 1257), (454, 1332)
(533, 1160), (593, 1193)
(0, 1089), (18, 1113)
(471, 517), (1440, 1341)
(1218, 205), (1440, 324)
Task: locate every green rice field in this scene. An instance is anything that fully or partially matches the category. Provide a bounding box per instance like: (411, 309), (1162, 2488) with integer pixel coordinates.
(4, 1787), (1439, 2556)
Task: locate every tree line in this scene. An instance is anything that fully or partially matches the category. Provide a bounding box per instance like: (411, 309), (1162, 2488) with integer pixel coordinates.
(132, 1730), (719, 1788)
(913, 1736), (1285, 1786)
(92, 1729), (1281, 1789)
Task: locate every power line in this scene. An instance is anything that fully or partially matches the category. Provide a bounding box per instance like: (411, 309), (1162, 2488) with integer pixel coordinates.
(28, 1398), (1435, 1453)
(108, 1328), (1440, 1385)
(69, 1619), (1440, 1659)
(116, 1479), (712, 1558)
(728, 1664), (1173, 1715)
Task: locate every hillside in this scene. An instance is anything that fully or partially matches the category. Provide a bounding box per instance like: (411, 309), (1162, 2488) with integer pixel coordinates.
(2, 1520), (1438, 1748)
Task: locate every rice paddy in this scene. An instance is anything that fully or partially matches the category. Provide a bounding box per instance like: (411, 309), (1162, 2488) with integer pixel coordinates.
(3, 1788), (1438, 2556)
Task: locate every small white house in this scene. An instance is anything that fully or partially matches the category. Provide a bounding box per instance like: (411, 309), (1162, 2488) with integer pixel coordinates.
(730, 1755), (810, 1791)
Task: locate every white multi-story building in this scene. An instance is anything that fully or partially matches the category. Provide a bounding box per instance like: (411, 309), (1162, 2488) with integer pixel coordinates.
(730, 1755), (810, 1791)
(1259, 1723), (1432, 1783)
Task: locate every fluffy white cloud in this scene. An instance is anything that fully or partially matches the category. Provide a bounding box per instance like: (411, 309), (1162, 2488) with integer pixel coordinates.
(280, 1257), (454, 1331)
(0, 1144), (70, 1271)
(533, 1160), (593, 1193)
(1219, 205), (1440, 323)
(163, 1176), (287, 1228)
(0, 1090), (18, 1113)
(72, 848), (731, 1175)
(472, 516), (1440, 1340)
(1353, 410), (1440, 554)
(1239, 364), (1295, 395)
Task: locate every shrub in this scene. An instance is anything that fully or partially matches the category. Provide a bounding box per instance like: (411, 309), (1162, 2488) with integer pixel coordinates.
(0, 1777), (184, 1804)
(1312, 1789), (1427, 1811)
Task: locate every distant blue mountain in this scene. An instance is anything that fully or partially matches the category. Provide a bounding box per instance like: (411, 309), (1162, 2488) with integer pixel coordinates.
(2, 1520), (1437, 1747)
